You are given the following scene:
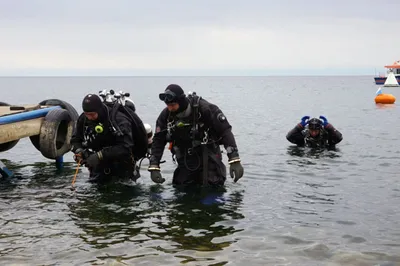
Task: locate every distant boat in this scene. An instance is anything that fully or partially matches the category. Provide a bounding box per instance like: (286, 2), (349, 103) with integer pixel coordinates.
(374, 60), (400, 85)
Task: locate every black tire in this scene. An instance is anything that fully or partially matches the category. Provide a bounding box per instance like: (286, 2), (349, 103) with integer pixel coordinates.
(0, 102), (19, 152)
(38, 108), (74, 159)
(39, 99), (79, 120)
(30, 99), (78, 152)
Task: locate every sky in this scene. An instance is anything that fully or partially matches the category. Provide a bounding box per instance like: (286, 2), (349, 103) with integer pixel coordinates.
(0, 0), (399, 76)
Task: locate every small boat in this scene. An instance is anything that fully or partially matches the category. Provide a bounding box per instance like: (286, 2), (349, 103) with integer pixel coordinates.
(374, 60), (400, 85)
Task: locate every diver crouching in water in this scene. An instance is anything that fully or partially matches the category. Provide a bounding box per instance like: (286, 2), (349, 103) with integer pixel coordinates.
(286, 116), (343, 149)
(70, 94), (147, 183)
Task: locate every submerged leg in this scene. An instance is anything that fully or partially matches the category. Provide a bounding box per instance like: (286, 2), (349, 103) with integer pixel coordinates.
(55, 156), (64, 169)
(0, 160), (13, 178)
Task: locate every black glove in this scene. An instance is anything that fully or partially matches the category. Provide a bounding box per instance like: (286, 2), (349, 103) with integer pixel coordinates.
(86, 152), (101, 168)
(148, 164), (165, 184)
(227, 149), (244, 183)
(229, 161), (244, 182)
(73, 148), (91, 163)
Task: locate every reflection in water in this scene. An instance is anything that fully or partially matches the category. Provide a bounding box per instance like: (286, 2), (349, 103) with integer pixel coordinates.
(67, 183), (149, 249)
(0, 159), (20, 193)
(150, 186), (245, 253)
(0, 159), (77, 192)
(376, 103), (396, 109)
(67, 183), (245, 258)
(285, 146), (340, 226)
(286, 145), (341, 159)
(286, 146), (342, 168)
(27, 161), (78, 188)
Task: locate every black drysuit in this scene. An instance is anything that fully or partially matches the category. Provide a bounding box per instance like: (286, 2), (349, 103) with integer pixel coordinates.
(286, 123), (343, 148)
(150, 98), (239, 186)
(71, 105), (136, 182)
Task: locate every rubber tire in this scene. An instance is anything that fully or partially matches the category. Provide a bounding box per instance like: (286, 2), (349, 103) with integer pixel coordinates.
(30, 99), (78, 152)
(0, 102), (20, 152)
(38, 99), (79, 120)
(38, 108), (74, 159)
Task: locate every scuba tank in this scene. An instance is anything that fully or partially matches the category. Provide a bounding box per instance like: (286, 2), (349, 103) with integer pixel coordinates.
(97, 89), (149, 160)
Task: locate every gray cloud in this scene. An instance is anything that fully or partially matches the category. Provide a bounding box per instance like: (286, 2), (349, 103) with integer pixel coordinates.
(1, 0), (399, 27)
(0, 0), (399, 75)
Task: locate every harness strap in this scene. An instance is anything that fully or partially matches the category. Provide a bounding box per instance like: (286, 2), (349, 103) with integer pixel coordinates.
(189, 92), (201, 148)
(202, 145), (209, 185)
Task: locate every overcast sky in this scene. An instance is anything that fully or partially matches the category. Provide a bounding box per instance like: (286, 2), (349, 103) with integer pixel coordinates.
(1, 0), (399, 75)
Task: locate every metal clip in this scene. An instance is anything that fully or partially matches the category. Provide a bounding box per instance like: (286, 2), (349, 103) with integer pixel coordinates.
(201, 130), (208, 144)
(104, 168), (111, 175)
(167, 121), (174, 133)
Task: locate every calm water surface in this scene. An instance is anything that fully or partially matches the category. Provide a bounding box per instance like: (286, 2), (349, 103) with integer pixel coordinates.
(0, 76), (399, 265)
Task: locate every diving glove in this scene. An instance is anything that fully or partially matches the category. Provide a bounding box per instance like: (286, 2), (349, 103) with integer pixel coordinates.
(148, 165), (165, 184)
(299, 116), (310, 127)
(319, 115), (328, 127)
(227, 148), (244, 183)
(73, 148), (90, 163)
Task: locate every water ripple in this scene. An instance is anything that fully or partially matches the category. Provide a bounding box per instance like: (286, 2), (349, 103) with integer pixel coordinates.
(0, 76), (399, 265)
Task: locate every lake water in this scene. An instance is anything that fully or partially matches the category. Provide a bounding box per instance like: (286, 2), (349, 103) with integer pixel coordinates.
(0, 76), (399, 265)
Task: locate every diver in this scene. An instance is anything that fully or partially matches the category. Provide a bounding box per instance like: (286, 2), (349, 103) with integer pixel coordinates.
(70, 94), (141, 183)
(147, 84), (244, 186)
(286, 116), (343, 148)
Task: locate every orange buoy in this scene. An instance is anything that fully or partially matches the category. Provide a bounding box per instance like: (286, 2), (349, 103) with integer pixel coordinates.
(375, 93), (396, 104)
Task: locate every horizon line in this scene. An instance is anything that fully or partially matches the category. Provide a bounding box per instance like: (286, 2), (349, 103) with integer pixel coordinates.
(0, 74), (377, 77)
(0, 67), (384, 77)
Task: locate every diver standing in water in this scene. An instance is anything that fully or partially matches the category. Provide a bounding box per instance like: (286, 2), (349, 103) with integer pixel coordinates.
(286, 116), (343, 149)
(148, 84), (244, 186)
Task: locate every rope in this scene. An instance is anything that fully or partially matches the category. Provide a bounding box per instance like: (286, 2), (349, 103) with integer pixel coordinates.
(70, 159), (81, 190)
